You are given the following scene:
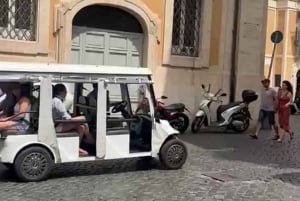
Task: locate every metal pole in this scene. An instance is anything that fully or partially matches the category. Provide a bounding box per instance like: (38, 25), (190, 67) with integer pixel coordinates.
(267, 43), (277, 79)
(230, 0), (240, 103)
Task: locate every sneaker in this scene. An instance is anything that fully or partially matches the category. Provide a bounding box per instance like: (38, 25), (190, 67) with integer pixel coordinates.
(272, 135), (280, 140)
(250, 134), (258, 139)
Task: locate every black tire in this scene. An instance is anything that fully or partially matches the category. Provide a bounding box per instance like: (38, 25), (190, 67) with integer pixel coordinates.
(169, 113), (189, 134)
(159, 138), (188, 169)
(191, 116), (205, 133)
(290, 105), (296, 115)
(231, 113), (250, 133)
(14, 146), (53, 182)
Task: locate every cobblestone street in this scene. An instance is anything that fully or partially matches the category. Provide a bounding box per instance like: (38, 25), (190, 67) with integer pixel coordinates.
(1, 117), (300, 201)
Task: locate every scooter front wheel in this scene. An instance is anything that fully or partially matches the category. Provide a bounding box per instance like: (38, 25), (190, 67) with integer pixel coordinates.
(191, 116), (205, 133)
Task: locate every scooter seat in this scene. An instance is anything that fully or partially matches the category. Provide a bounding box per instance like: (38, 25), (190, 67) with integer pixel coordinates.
(217, 101), (243, 114)
(164, 103), (185, 111)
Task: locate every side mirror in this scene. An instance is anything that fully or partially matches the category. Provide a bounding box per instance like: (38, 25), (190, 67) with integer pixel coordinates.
(201, 84), (205, 89)
(161, 95), (168, 99)
(220, 93), (227, 97)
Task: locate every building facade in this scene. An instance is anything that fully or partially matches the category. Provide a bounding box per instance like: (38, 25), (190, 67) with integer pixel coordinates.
(0, 0), (268, 115)
(265, 0), (300, 96)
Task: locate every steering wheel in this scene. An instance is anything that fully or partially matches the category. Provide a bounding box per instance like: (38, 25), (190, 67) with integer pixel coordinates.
(111, 101), (127, 113)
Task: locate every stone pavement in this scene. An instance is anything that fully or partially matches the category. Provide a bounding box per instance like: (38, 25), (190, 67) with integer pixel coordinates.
(1, 116), (300, 201)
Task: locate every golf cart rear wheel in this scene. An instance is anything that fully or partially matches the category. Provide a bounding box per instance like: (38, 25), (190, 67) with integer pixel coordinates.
(159, 138), (187, 169)
(14, 146), (53, 182)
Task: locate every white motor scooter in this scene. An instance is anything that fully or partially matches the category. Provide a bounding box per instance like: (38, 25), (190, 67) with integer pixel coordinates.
(191, 84), (258, 133)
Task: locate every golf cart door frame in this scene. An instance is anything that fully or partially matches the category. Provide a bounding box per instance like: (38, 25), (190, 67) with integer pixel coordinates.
(96, 79), (107, 158)
(38, 76), (61, 162)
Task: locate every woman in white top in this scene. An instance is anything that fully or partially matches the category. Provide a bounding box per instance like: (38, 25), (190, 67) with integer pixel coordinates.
(0, 83), (31, 133)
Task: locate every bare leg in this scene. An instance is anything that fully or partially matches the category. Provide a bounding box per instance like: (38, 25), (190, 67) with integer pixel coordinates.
(250, 121), (261, 139)
(70, 116), (95, 145)
(277, 130), (286, 143)
(255, 122), (262, 136)
(82, 123), (95, 145)
(56, 123), (88, 156)
(271, 124), (280, 140)
(0, 121), (17, 130)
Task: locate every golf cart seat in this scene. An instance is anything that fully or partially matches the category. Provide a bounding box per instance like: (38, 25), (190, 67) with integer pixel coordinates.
(165, 103), (185, 111)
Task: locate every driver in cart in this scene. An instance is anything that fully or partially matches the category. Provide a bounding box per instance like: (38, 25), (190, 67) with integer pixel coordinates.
(135, 85), (150, 114)
(52, 84), (95, 156)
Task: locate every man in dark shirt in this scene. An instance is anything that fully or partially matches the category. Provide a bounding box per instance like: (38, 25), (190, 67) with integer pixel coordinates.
(0, 86), (17, 117)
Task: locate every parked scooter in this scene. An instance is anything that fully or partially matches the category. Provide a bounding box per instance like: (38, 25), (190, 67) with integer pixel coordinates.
(191, 84), (258, 133)
(156, 96), (190, 134)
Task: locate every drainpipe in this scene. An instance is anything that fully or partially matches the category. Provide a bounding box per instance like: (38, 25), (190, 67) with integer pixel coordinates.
(229, 0), (240, 102)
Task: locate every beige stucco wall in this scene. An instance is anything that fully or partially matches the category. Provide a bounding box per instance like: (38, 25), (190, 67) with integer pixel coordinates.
(265, 9), (276, 55)
(265, 0), (299, 87)
(0, 0), (267, 118)
(156, 0), (268, 118)
(234, 0), (268, 118)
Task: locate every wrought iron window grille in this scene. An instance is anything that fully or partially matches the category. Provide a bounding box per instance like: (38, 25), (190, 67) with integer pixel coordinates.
(0, 0), (37, 41)
(171, 0), (201, 57)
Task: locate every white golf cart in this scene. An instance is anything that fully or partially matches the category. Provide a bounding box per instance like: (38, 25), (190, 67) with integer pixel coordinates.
(0, 62), (188, 182)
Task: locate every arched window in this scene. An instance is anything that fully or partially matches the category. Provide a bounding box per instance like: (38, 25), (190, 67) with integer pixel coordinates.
(73, 6), (143, 33)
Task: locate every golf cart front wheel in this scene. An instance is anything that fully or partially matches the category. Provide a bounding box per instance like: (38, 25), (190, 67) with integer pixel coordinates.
(159, 138), (188, 170)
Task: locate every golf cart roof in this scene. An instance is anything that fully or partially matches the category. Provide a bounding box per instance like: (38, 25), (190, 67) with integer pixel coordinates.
(0, 62), (152, 76)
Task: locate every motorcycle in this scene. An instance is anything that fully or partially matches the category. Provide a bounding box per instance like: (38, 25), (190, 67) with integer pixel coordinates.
(191, 84), (258, 133)
(156, 96), (190, 134)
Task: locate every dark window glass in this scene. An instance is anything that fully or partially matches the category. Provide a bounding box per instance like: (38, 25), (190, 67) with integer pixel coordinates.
(275, 74), (281, 87)
(0, 0), (8, 27)
(0, 0), (37, 41)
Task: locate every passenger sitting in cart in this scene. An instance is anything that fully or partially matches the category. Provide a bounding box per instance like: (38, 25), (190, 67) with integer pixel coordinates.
(52, 84), (95, 156)
(87, 83), (97, 100)
(0, 83), (31, 134)
(135, 85), (150, 114)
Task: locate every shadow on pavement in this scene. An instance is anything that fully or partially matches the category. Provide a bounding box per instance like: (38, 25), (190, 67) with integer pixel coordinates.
(50, 158), (160, 179)
(0, 158), (160, 182)
(272, 172), (300, 187)
(181, 117), (300, 169)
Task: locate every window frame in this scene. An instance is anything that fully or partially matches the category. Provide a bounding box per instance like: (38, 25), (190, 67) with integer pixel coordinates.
(0, 0), (50, 55)
(171, 0), (201, 57)
(163, 0), (212, 68)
